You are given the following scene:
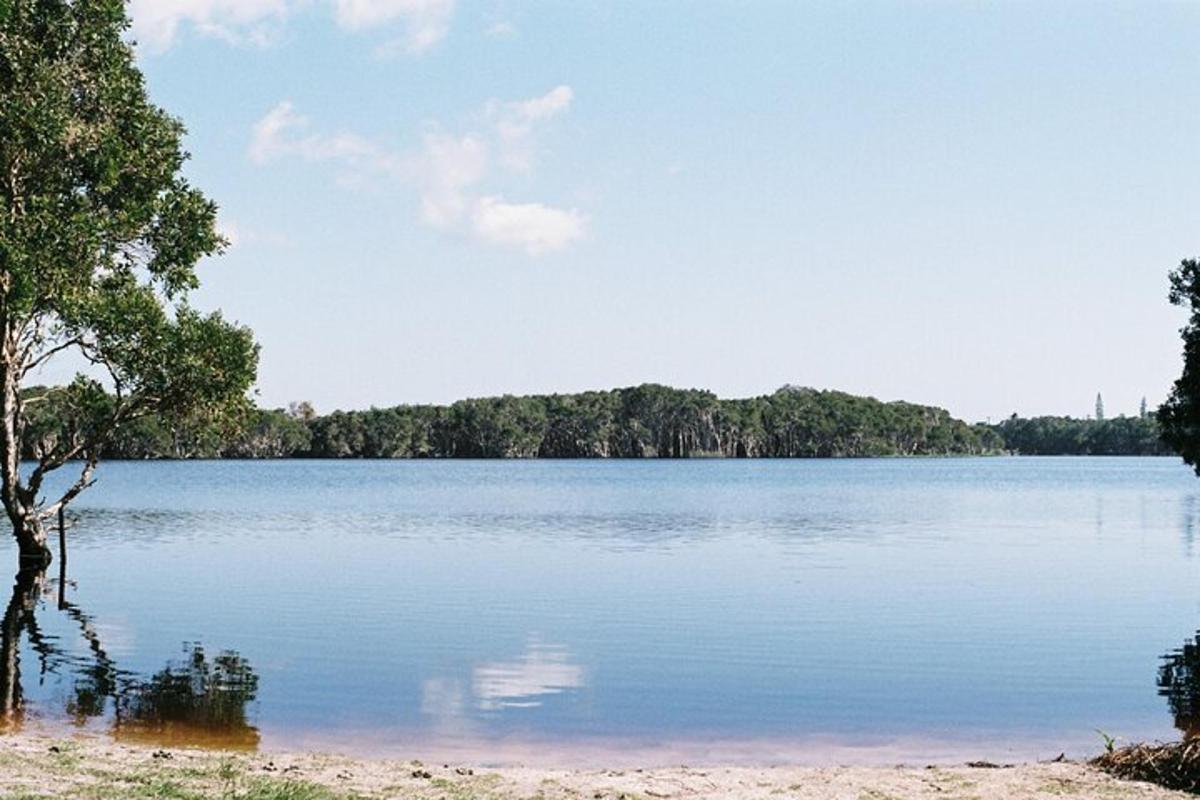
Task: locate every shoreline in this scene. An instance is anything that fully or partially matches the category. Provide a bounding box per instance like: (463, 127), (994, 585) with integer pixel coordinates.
(0, 733), (1190, 799)
(197, 728), (1125, 769)
(0, 718), (1146, 769)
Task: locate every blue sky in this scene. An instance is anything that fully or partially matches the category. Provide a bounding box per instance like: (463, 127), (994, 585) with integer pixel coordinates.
(124, 1), (1199, 423)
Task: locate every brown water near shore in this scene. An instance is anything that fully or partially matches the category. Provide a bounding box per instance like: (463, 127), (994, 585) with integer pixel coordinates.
(0, 717), (1110, 768)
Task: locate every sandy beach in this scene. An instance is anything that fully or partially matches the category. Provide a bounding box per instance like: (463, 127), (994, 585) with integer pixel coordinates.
(0, 734), (1188, 800)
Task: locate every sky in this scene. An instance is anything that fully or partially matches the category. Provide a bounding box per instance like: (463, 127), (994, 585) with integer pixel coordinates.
(118, 0), (1200, 423)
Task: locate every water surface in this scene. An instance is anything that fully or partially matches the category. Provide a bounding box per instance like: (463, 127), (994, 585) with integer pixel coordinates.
(6, 457), (1200, 764)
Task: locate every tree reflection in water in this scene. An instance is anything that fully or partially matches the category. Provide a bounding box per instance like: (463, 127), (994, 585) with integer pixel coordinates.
(115, 645), (259, 748)
(1160, 632), (1200, 739)
(0, 569), (260, 749)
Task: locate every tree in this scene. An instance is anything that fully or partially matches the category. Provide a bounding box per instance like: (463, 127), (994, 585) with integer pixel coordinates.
(287, 401), (316, 423)
(1160, 259), (1200, 473)
(223, 408), (311, 459)
(0, 1), (258, 566)
(296, 384), (999, 460)
(1095, 393), (1105, 421)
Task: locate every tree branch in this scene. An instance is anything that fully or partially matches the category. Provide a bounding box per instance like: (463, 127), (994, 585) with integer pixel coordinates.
(39, 454), (98, 521)
(20, 336), (86, 378)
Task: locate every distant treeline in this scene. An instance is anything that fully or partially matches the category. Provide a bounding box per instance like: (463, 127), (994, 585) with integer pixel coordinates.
(20, 383), (1171, 460)
(23, 384), (1000, 459)
(301, 385), (1001, 459)
(989, 414), (1168, 456)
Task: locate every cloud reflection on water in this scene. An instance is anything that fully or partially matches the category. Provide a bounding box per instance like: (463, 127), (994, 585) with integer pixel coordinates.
(473, 642), (585, 711)
(420, 640), (585, 730)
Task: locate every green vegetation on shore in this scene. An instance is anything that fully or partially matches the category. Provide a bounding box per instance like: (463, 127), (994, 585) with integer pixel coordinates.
(989, 414), (1168, 456)
(27, 384), (1001, 460)
(20, 382), (1169, 460)
(303, 385), (1001, 459)
(1160, 258), (1200, 475)
(0, 0), (258, 566)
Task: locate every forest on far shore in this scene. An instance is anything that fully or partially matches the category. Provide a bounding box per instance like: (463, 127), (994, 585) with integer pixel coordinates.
(20, 383), (1169, 461)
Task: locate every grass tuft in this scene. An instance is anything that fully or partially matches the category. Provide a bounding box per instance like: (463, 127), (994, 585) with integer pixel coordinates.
(238, 778), (352, 800)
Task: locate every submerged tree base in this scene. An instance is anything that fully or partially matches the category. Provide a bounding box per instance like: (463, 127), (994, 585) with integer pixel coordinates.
(16, 549), (51, 569)
(15, 531), (52, 570)
(1093, 740), (1200, 793)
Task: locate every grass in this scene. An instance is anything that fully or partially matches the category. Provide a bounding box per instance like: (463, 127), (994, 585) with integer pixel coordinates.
(238, 779), (352, 800)
(42, 775), (364, 800)
(0, 734), (1188, 800)
(0, 741), (375, 800)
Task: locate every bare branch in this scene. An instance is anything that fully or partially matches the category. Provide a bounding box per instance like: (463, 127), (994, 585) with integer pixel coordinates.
(20, 336), (86, 378)
(39, 454), (98, 521)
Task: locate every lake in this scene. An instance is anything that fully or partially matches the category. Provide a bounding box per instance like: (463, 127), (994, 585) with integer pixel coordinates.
(5, 457), (1200, 765)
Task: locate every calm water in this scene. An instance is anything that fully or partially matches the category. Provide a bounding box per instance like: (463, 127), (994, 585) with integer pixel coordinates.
(6, 457), (1200, 763)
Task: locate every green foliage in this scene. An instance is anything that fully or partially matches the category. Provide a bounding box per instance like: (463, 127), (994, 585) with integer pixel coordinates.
(220, 408), (311, 459)
(990, 414), (1166, 456)
(28, 384), (1175, 460)
(1161, 258), (1200, 473)
(19, 386), (295, 459)
(0, 0), (257, 553)
(304, 384), (1000, 459)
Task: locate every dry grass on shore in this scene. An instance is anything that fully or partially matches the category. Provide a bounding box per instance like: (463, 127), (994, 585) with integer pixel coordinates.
(0, 734), (1194, 800)
(1093, 740), (1200, 794)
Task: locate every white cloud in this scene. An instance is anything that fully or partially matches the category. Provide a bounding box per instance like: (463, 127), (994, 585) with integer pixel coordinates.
(129, 0), (454, 55)
(218, 219), (292, 250)
(413, 131), (489, 228)
(488, 85), (573, 171)
(217, 218), (243, 248)
(334, 0), (455, 54)
(485, 20), (518, 39)
(472, 197), (586, 255)
(248, 102), (303, 164)
(248, 86), (586, 255)
(249, 101), (393, 172)
(335, 0), (455, 55)
(513, 85), (574, 122)
(128, 0), (290, 53)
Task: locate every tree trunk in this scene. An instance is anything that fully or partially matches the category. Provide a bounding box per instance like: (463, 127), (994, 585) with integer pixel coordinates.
(13, 518), (50, 569)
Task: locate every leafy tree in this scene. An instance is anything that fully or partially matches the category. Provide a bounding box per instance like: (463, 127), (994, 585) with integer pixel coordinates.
(1160, 259), (1200, 473)
(287, 400), (316, 423)
(223, 408), (311, 459)
(990, 414), (1165, 455)
(0, 1), (258, 565)
(37, 382), (1174, 460)
(294, 384), (1000, 460)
